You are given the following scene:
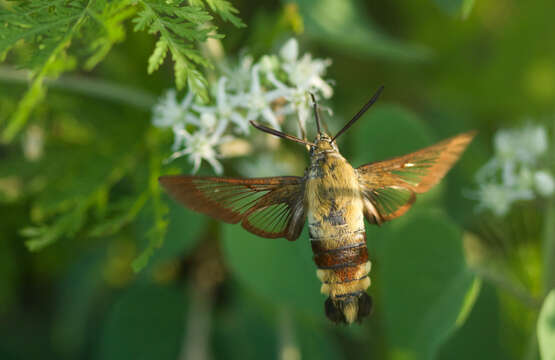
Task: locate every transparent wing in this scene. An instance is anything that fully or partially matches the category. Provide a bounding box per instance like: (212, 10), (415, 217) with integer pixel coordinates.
(159, 175), (306, 241)
(357, 131), (475, 224)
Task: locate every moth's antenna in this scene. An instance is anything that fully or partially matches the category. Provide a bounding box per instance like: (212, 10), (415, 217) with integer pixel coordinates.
(331, 85), (384, 142)
(309, 93), (322, 135)
(250, 121), (316, 147)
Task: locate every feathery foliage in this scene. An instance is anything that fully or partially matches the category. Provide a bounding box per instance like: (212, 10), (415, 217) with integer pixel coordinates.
(0, 0), (244, 142)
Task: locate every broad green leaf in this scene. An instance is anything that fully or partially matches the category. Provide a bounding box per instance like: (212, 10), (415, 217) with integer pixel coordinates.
(213, 286), (344, 360)
(52, 249), (106, 356)
(434, 0), (475, 18)
(296, 317), (345, 360)
(538, 290), (555, 360)
(221, 224), (323, 319)
(213, 287), (277, 359)
(438, 284), (509, 360)
(0, 231), (17, 316)
(348, 104), (433, 167)
(96, 284), (186, 360)
(292, 0), (431, 61)
(148, 200), (207, 264)
(132, 197), (207, 273)
(380, 210), (478, 360)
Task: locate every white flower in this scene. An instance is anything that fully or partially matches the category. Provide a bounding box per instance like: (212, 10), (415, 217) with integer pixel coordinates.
(193, 77), (249, 134)
(223, 54), (254, 93)
(267, 72), (312, 132)
(472, 123), (552, 216)
(534, 170), (555, 196)
(280, 38), (299, 63)
(259, 55), (280, 74)
(236, 65), (285, 129)
(494, 125), (548, 165)
(152, 90), (195, 128)
(474, 183), (534, 216)
(280, 39), (333, 98)
(167, 120), (232, 175)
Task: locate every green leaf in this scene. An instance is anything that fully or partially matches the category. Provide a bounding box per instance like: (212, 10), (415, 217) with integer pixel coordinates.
(461, 0), (476, 19)
(438, 284), (509, 360)
(348, 103), (433, 166)
(97, 284), (186, 360)
(296, 317), (345, 360)
(147, 38), (168, 74)
(143, 199), (207, 267)
(0, 0), (120, 141)
(212, 287), (278, 359)
(133, 0), (242, 99)
(379, 210), (479, 359)
(538, 290), (555, 360)
(194, 0), (246, 28)
(52, 248), (106, 356)
(292, 0), (431, 61)
(132, 153), (169, 272)
(221, 225), (323, 319)
(434, 0), (475, 17)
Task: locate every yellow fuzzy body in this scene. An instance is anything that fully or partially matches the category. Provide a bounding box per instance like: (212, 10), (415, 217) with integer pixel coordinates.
(305, 148), (372, 324)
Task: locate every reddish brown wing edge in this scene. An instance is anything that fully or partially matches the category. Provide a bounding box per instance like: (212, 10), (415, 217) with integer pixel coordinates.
(158, 175), (306, 241)
(357, 131), (476, 224)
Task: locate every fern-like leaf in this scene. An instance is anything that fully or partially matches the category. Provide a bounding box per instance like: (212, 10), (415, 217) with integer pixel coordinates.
(0, 0), (134, 142)
(148, 38), (168, 74)
(194, 0), (246, 28)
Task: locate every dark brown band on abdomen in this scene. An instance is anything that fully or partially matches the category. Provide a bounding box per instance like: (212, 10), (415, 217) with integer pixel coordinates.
(313, 244), (368, 269)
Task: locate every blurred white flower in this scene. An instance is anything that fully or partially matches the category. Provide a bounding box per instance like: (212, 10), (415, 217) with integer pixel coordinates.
(494, 124), (547, 165)
(237, 65), (285, 129)
(259, 55), (280, 74)
(193, 77), (249, 134)
(280, 39), (333, 98)
(280, 38), (299, 63)
(534, 170), (555, 196)
(152, 90), (195, 128)
(267, 72), (312, 132)
(167, 120), (232, 175)
(472, 123), (553, 216)
(223, 54), (254, 93)
(474, 183), (534, 217)
(152, 37), (335, 175)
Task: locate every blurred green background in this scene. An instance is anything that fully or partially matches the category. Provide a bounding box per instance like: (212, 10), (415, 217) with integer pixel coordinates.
(1, 0), (554, 359)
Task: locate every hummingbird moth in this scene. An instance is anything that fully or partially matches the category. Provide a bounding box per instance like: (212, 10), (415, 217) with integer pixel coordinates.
(159, 87), (475, 324)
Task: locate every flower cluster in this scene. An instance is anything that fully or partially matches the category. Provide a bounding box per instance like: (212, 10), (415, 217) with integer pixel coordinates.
(151, 38), (333, 174)
(471, 124), (554, 216)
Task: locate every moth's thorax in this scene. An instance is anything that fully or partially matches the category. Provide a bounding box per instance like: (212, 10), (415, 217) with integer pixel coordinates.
(305, 149), (364, 238)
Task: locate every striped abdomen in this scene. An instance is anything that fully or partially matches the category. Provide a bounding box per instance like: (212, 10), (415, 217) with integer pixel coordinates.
(310, 229), (372, 324)
(305, 149), (373, 324)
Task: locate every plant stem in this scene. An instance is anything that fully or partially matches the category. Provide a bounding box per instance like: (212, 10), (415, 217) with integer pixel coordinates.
(0, 65), (157, 110)
(543, 193), (555, 296)
(469, 265), (542, 309)
(179, 284), (214, 360)
(278, 308), (300, 360)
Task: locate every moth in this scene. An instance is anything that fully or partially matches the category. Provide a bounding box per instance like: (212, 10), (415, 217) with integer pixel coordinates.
(159, 87), (475, 324)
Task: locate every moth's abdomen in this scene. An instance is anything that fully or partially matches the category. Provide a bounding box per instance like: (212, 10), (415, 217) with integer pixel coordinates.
(310, 231), (372, 324)
(305, 150), (371, 324)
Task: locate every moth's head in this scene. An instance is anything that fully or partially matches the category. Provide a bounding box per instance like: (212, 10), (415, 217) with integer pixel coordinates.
(249, 87), (384, 153)
(311, 132), (338, 154)
(325, 293), (373, 324)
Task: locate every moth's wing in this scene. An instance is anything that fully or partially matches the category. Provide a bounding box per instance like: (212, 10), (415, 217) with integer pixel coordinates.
(356, 131), (475, 224)
(159, 176), (306, 241)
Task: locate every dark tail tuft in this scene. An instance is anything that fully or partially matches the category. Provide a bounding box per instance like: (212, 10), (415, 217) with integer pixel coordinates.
(324, 293), (373, 324)
(356, 292), (373, 322)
